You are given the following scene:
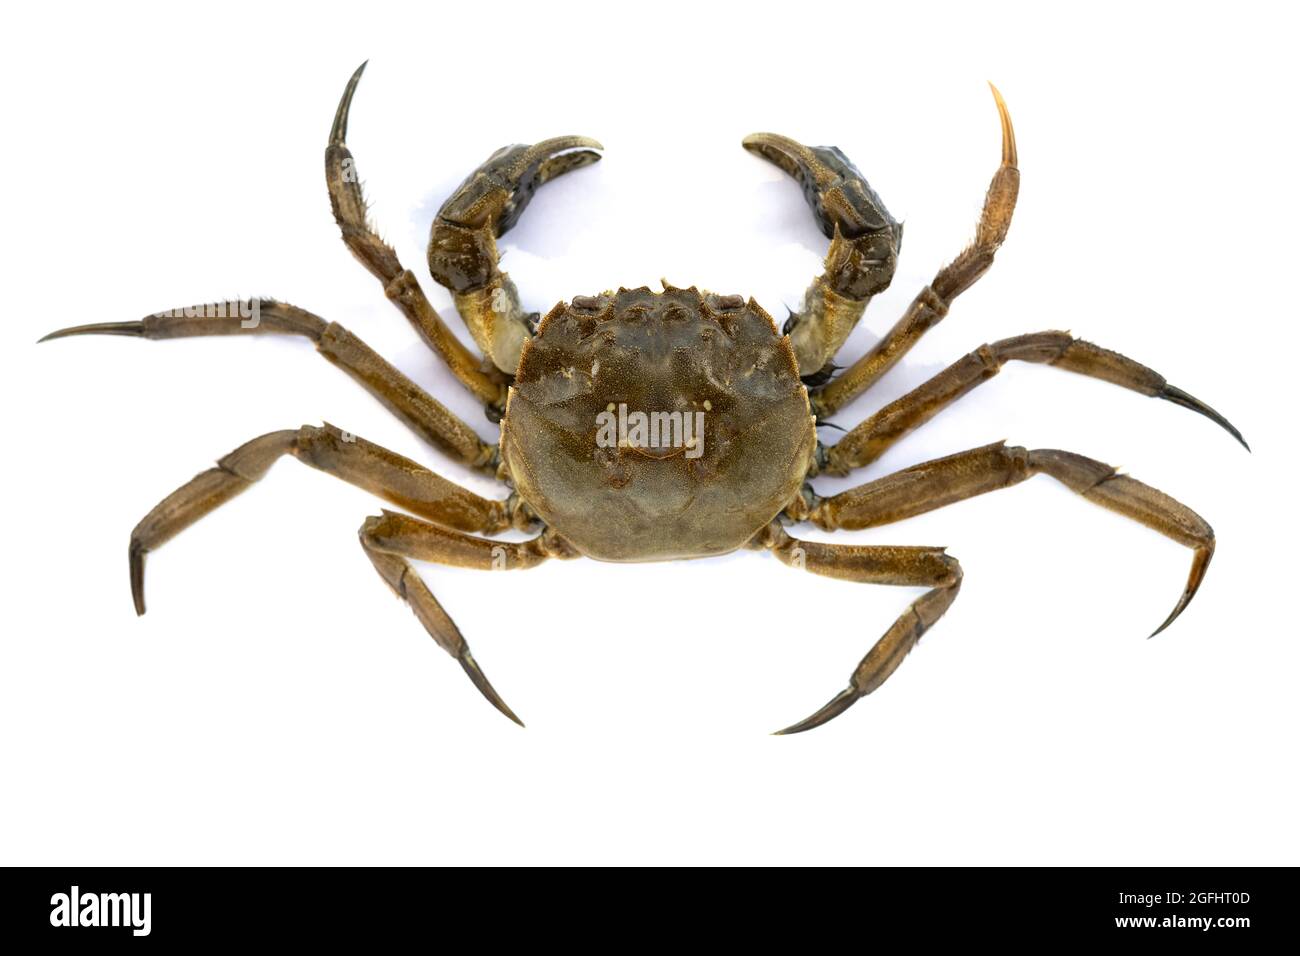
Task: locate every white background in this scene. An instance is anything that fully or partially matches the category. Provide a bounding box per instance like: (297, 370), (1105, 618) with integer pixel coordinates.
(2, 1), (1296, 865)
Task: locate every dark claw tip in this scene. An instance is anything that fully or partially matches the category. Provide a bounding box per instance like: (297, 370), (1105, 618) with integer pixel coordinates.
(39, 321), (144, 343)
(459, 650), (524, 727)
(330, 62), (369, 146)
(1160, 385), (1249, 451)
(772, 687), (859, 735)
(1148, 545), (1213, 638)
(129, 540), (147, 616)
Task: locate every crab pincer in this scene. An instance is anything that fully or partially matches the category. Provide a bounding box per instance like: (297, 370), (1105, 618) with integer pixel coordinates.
(427, 136), (603, 373)
(743, 132), (903, 378)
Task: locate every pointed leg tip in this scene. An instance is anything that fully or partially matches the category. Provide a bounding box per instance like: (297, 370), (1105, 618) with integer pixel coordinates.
(1159, 385), (1248, 451)
(492, 699), (525, 728)
(1149, 546), (1213, 639)
(332, 63), (369, 144)
(770, 716), (824, 737)
(38, 321), (143, 343)
(1148, 607), (1183, 639)
(458, 651), (525, 728)
(986, 82), (1017, 168)
(129, 540), (147, 616)
(1214, 416), (1249, 451)
(39, 325), (90, 343)
(772, 688), (859, 736)
(1154, 595), (1190, 639)
(987, 81), (1010, 118)
(1220, 426), (1249, 451)
(344, 61), (368, 86)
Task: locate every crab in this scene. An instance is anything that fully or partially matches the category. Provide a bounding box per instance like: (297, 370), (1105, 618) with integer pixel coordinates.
(41, 64), (1247, 734)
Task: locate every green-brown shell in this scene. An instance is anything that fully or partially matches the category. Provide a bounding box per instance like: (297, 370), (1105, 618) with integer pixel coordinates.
(501, 285), (815, 561)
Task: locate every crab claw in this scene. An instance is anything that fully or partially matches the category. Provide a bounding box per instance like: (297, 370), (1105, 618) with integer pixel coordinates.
(742, 132), (902, 245)
(437, 135), (604, 240)
(427, 134), (603, 374)
(743, 131), (903, 375)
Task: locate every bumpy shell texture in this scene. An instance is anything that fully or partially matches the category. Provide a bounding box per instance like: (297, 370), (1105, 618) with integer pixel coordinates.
(502, 285), (816, 561)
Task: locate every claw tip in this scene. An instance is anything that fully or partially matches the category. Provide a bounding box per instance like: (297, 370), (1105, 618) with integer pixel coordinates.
(1159, 385), (1249, 452)
(458, 650), (525, 727)
(1149, 546), (1213, 639)
(773, 687), (859, 735)
(39, 321), (144, 342)
(987, 82), (1017, 168)
(129, 540), (147, 616)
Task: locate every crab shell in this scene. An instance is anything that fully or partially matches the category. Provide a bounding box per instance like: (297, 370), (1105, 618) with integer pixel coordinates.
(501, 285), (816, 561)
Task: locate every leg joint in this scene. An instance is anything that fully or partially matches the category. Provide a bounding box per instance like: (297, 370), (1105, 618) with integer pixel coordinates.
(216, 429), (299, 481)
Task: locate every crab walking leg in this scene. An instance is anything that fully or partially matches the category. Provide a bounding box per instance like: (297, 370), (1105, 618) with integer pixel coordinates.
(359, 511), (577, 726)
(804, 441), (1214, 637)
(427, 133), (602, 375)
(327, 63), (507, 411)
(40, 301), (497, 472)
(823, 331), (1248, 475)
(756, 524), (963, 734)
(129, 424), (530, 616)
(742, 131), (903, 379)
(811, 84), (1020, 418)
